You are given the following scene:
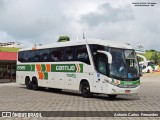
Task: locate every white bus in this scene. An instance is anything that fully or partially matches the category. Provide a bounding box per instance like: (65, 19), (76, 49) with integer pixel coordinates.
(139, 61), (154, 73)
(16, 39), (140, 98)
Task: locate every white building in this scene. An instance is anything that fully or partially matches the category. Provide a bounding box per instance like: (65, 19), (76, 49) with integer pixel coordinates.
(0, 42), (22, 48)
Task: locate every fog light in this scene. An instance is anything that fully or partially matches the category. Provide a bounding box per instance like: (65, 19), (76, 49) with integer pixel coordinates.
(112, 89), (116, 92)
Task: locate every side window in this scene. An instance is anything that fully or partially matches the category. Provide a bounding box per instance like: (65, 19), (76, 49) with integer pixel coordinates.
(89, 44), (106, 66)
(64, 47), (75, 61)
(18, 51), (24, 62)
(97, 54), (107, 75)
(50, 48), (64, 62)
(90, 45), (105, 54)
(75, 45), (90, 64)
(24, 51), (30, 62)
(39, 49), (50, 62)
(29, 50), (40, 62)
(18, 51), (29, 62)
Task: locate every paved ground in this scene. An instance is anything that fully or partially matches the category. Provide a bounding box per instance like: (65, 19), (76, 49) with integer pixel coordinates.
(0, 73), (160, 120)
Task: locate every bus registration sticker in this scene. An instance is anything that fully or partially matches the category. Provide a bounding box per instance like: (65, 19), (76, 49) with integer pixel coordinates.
(124, 81), (133, 85)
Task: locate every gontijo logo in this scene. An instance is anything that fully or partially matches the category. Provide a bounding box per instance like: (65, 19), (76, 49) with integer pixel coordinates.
(52, 64), (83, 73)
(53, 64), (83, 72)
(56, 66), (75, 71)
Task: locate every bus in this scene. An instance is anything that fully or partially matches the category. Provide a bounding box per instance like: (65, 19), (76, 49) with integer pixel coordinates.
(16, 39), (140, 98)
(139, 61), (154, 73)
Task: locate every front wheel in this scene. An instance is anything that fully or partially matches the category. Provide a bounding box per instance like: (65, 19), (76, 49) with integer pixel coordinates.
(81, 82), (92, 98)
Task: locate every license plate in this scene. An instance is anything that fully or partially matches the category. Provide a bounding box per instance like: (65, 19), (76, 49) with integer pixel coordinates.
(125, 90), (130, 93)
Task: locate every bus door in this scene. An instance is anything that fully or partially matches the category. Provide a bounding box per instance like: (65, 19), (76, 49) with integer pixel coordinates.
(93, 54), (108, 93)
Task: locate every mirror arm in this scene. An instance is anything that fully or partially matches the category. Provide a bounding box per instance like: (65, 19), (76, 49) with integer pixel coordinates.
(97, 50), (112, 64)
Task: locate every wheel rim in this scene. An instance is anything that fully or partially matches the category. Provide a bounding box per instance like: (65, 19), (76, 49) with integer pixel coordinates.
(83, 86), (90, 96)
(26, 80), (32, 89)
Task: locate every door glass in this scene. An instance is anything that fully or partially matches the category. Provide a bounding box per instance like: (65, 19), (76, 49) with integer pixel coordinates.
(97, 55), (107, 75)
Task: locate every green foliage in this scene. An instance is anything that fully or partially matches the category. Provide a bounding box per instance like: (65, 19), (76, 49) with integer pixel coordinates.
(0, 47), (19, 52)
(143, 50), (160, 65)
(57, 36), (70, 42)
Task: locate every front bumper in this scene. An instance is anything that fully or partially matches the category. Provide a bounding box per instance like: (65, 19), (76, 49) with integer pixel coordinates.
(106, 84), (140, 95)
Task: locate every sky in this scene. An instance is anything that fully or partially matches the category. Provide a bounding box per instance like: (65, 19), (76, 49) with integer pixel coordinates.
(0, 0), (159, 50)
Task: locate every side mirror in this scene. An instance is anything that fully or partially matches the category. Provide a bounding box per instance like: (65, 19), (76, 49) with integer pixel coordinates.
(97, 50), (112, 64)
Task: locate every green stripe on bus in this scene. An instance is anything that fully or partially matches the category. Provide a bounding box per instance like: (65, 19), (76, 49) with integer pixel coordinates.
(31, 64), (35, 71)
(17, 64), (83, 73)
(17, 64), (35, 71)
(41, 64), (46, 72)
(44, 72), (48, 80)
(79, 64), (83, 73)
(17, 65), (31, 71)
(120, 80), (140, 85)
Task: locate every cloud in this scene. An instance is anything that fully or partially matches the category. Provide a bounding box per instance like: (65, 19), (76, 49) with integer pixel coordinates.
(0, 0), (68, 38)
(81, 3), (134, 27)
(79, 1), (160, 50)
(0, 31), (15, 42)
(0, 0), (159, 50)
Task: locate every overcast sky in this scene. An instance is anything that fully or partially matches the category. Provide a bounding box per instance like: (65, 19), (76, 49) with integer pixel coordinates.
(0, 0), (159, 50)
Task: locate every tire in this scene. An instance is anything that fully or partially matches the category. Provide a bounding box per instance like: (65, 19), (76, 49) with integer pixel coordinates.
(32, 77), (39, 90)
(81, 82), (92, 98)
(108, 94), (117, 98)
(25, 77), (32, 89)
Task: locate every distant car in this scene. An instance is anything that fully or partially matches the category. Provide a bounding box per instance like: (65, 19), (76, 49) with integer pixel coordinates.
(142, 65), (153, 73)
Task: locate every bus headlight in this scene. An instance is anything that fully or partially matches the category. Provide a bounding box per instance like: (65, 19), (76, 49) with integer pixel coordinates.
(110, 79), (120, 86)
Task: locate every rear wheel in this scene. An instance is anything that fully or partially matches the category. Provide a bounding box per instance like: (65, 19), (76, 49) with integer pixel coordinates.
(25, 77), (32, 89)
(32, 77), (39, 90)
(81, 82), (92, 98)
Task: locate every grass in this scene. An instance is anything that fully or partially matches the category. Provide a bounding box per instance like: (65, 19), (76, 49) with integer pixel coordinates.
(0, 47), (20, 52)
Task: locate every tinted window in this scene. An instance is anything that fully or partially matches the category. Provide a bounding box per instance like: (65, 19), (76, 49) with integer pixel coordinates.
(89, 45), (105, 54)
(64, 47), (75, 61)
(24, 51), (31, 62)
(89, 45), (106, 67)
(50, 48), (64, 62)
(29, 50), (39, 62)
(39, 49), (50, 62)
(97, 54), (107, 75)
(18, 51), (23, 62)
(18, 50), (38, 62)
(75, 45), (90, 64)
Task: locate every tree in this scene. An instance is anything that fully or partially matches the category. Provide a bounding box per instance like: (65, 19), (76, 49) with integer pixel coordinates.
(143, 50), (160, 65)
(151, 51), (160, 65)
(57, 36), (70, 42)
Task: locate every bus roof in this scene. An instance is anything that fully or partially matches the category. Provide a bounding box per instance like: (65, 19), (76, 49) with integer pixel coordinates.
(19, 39), (132, 51)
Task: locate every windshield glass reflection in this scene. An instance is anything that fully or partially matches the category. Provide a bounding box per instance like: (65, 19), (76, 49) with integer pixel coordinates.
(109, 48), (139, 79)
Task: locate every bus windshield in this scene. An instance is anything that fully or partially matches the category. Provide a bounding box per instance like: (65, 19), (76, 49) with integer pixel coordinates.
(109, 48), (140, 80)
